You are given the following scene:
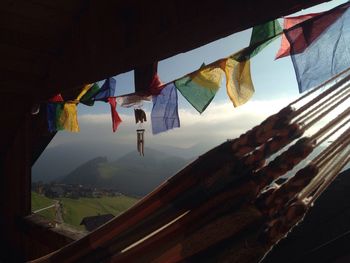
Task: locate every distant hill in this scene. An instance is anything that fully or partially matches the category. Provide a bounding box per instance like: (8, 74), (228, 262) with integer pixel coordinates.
(32, 141), (207, 183)
(60, 148), (189, 196)
(32, 142), (135, 183)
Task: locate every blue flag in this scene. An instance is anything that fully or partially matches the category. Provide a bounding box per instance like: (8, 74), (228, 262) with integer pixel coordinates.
(95, 78), (116, 101)
(286, 2), (350, 93)
(47, 103), (57, 132)
(151, 83), (180, 134)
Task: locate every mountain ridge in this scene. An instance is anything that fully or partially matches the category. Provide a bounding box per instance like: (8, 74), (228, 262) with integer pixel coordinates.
(60, 148), (189, 197)
(32, 141), (206, 183)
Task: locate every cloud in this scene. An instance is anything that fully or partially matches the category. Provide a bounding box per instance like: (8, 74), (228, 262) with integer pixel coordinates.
(49, 98), (295, 150)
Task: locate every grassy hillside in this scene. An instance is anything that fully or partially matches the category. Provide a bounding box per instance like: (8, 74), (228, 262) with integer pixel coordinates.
(31, 192), (56, 220)
(31, 192), (139, 230)
(60, 196), (138, 229)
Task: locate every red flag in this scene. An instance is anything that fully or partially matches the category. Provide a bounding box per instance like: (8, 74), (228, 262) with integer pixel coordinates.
(48, 93), (64, 102)
(108, 97), (122, 132)
(149, 74), (164, 95)
(275, 13), (321, 59)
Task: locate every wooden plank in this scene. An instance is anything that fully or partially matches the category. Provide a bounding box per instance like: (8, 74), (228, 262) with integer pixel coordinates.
(134, 63), (158, 93)
(2, 28), (62, 55)
(25, 0), (83, 14)
(47, 0), (329, 92)
(0, 11), (68, 42)
(0, 58), (48, 77)
(0, 69), (42, 82)
(1, 0), (75, 21)
(0, 80), (39, 94)
(0, 105), (31, 262)
(0, 44), (53, 62)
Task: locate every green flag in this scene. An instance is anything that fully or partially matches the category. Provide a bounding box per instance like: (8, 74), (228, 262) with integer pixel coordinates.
(234, 20), (282, 62)
(175, 64), (224, 113)
(80, 83), (100, 106)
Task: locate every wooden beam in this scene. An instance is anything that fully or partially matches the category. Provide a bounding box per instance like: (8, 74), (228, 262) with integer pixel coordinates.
(1, 27), (62, 55)
(22, 214), (84, 260)
(47, 0), (330, 95)
(1, 0), (75, 22)
(0, 11), (68, 41)
(0, 104), (32, 262)
(134, 62), (158, 93)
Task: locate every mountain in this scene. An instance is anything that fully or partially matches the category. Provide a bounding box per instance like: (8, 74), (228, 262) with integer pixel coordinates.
(32, 141), (206, 183)
(60, 156), (109, 188)
(32, 141), (137, 183)
(60, 148), (189, 196)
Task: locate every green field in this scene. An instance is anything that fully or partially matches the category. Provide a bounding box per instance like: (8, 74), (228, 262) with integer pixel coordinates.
(31, 192), (139, 230)
(31, 192), (56, 220)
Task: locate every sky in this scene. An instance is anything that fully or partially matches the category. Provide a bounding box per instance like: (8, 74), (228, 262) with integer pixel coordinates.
(43, 0), (347, 157)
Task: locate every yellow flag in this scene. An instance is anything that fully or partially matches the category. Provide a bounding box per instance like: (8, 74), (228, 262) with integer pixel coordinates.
(191, 65), (224, 90)
(76, 84), (93, 101)
(220, 58), (254, 107)
(58, 103), (79, 132)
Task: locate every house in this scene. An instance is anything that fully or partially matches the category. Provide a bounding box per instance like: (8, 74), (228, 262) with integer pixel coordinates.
(44, 186), (65, 199)
(80, 214), (115, 232)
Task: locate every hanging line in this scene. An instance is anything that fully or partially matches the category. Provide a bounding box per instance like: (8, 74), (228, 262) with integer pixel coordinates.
(294, 82), (350, 124)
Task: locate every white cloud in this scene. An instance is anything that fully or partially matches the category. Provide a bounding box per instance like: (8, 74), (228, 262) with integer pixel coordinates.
(50, 98), (295, 150)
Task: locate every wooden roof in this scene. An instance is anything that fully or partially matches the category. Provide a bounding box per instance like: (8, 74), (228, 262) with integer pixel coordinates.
(0, 0), (330, 155)
(2, 0), (329, 99)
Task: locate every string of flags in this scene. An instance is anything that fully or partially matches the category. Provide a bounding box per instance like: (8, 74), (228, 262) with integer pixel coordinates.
(46, 1), (350, 145)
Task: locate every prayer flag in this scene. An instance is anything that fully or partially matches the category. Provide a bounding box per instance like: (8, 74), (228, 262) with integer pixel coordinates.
(47, 94), (65, 132)
(55, 103), (65, 131)
(76, 84), (93, 101)
(57, 103), (79, 132)
(48, 94), (64, 102)
(175, 65), (223, 113)
(80, 83), (100, 106)
(116, 94), (152, 108)
(285, 2), (350, 92)
(149, 74), (164, 95)
(95, 78), (116, 101)
(80, 78), (116, 105)
(47, 103), (64, 132)
(234, 20), (282, 62)
(220, 58), (254, 107)
(275, 13), (321, 59)
(151, 83), (180, 134)
(108, 97), (122, 132)
(47, 103), (56, 132)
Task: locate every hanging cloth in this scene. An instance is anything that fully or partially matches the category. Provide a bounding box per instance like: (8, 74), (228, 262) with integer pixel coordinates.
(108, 97), (122, 132)
(275, 13), (321, 60)
(219, 19), (281, 107)
(47, 94), (64, 132)
(48, 94), (64, 102)
(175, 64), (223, 113)
(149, 73), (164, 95)
(57, 103), (79, 132)
(234, 19), (282, 62)
(285, 2), (350, 92)
(76, 84), (93, 101)
(80, 78), (116, 106)
(80, 83), (100, 106)
(116, 94), (152, 108)
(220, 58), (254, 107)
(151, 83), (180, 134)
(95, 78), (116, 102)
(47, 103), (56, 132)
